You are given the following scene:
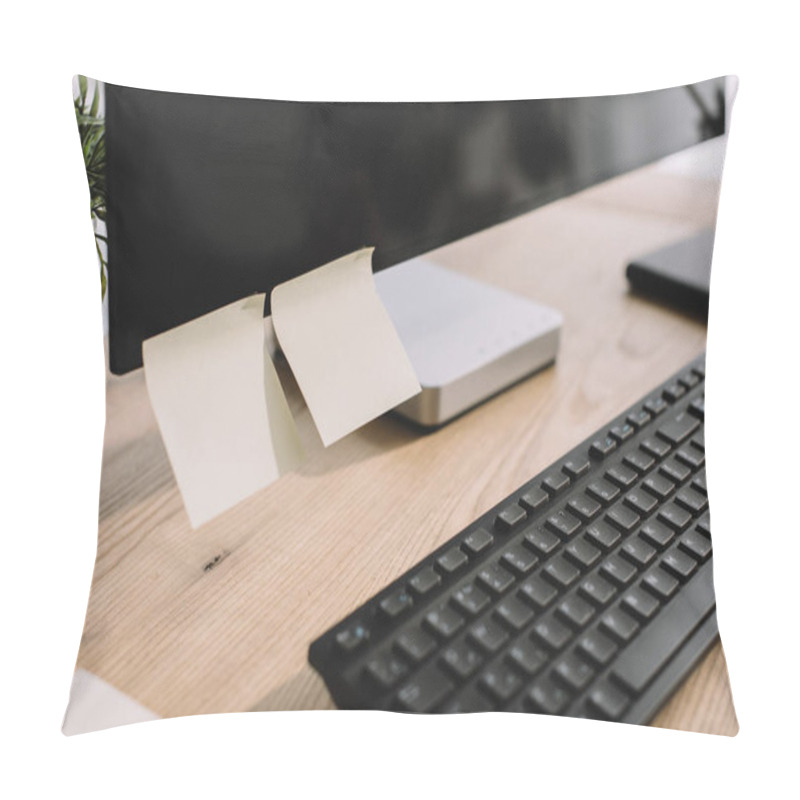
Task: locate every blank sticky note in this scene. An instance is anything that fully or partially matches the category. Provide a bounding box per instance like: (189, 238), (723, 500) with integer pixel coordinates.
(271, 248), (421, 446)
(62, 669), (160, 736)
(143, 294), (303, 528)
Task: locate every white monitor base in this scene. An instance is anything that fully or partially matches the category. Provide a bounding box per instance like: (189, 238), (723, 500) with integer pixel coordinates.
(375, 259), (562, 428)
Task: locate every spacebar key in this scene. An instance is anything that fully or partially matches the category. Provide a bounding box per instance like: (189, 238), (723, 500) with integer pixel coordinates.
(611, 562), (715, 694)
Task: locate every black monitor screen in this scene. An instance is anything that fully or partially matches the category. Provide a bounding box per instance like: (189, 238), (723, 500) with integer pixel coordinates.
(102, 77), (725, 373)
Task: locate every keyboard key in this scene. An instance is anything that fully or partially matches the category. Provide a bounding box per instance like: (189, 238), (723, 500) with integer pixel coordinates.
(621, 536), (657, 567)
(640, 520), (675, 549)
(696, 512), (711, 538)
(554, 653), (595, 691)
(590, 436), (617, 459)
(623, 449), (655, 475)
(507, 639), (547, 675)
(687, 397), (705, 420)
(562, 458), (591, 479)
(501, 543), (539, 575)
(557, 594), (595, 629)
(519, 575), (558, 609)
(675, 488), (708, 515)
(542, 471), (570, 495)
(661, 547), (698, 581)
(528, 677), (571, 715)
(691, 433), (705, 452)
(600, 554), (638, 587)
(662, 382), (686, 403)
(622, 587), (660, 621)
(609, 423), (635, 444)
(601, 608), (640, 643)
(657, 412), (700, 446)
(495, 595), (535, 631)
(478, 563), (516, 594)
(424, 605), (465, 639)
(335, 623), (370, 653)
(480, 663), (523, 702)
(640, 437), (671, 460)
(365, 651), (409, 688)
(469, 619), (509, 653)
(397, 665), (453, 712)
(380, 590), (414, 619)
(585, 520), (622, 551)
(579, 574), (617, 607)
(626, 409), (652, 430)
(605, 464), (639, 489)
(409, 566), (442, 596)
(568, 494), (602, 522)
(442, 688), (493, 714)
(564, 538), (602, 569)
(691, 471), (707, 495)
(587, 682), (630, 721)
(605, 505), (640, 534)
(586, 479), (621, 506)
(680, 529), (712, 561)
(452, 583), (491, 615)
(437, 546), (468, 574)
(676, 447), (705, 470)
(660, 458), (691, 484)
(496, 502), (527, 531)
(578, 629), (618, 667)
(545, 509), (582, 539)
(520, 486), (549, 512)
(642, 567), (680, 601)
(623, 489), (658, 516)
(544, 555), (581, 588)
(612, 562), (715, 694)
(463, 527), (494, 555)
(441, 641), (483, 679)
(658, 503), (692, 532)
(533, 616), (572, 651)
(524, 526), (561, 556)
(396, 627), (437, 662)
(642, 472), (676, 501)
(679, 371), (701, 389)
(644, 396), (668, 417)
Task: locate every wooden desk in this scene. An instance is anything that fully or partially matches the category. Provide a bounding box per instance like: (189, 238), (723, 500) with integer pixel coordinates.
(77, 155), (738, 735)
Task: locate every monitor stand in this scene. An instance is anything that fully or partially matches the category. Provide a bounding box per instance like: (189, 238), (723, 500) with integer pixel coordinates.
(374, 259), (562, 429)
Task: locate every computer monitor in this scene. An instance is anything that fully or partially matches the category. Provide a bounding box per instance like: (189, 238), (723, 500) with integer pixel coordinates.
(101, 78), (726, 374)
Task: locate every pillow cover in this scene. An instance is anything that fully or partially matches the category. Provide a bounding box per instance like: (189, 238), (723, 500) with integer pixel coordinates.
(64, 75), (737, 735)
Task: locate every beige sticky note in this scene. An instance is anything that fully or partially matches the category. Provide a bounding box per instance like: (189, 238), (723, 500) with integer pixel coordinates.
(62, 669), (160, 736)
(272, 248), (421, 446)
(143, 294), (303, 528)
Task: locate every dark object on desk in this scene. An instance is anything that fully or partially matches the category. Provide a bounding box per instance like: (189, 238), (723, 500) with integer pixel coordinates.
(309, 355), (716, 722)
(626, 229), (715, 318)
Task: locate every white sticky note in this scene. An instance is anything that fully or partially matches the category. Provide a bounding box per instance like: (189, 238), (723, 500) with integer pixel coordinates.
(272, 248), (421, 446)
(62, 669), (160, 736)
(143, 294), (303, 528)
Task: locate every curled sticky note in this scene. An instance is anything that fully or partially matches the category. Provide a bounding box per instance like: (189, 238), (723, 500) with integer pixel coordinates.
(143, 294), (303, 528)
(271, 248), (421, 446)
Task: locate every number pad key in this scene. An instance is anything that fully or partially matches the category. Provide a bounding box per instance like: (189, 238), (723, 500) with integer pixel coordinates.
(441, 641), (483, 679)
(451, 583), (491, 616)
(553, 653), (595, 691)
(480, 664), (523, 703)
(507, 639), (547, 676)
(495, 595), (535, 631)
(469, 619), (509, 654)
(424, 605), (465, 639)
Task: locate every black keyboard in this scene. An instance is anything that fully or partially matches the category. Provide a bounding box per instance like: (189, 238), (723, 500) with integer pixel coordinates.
(309, 354), (716, 723)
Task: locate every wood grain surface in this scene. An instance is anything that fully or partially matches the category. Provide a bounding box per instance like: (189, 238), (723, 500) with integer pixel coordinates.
(76, 155), (737, 734)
